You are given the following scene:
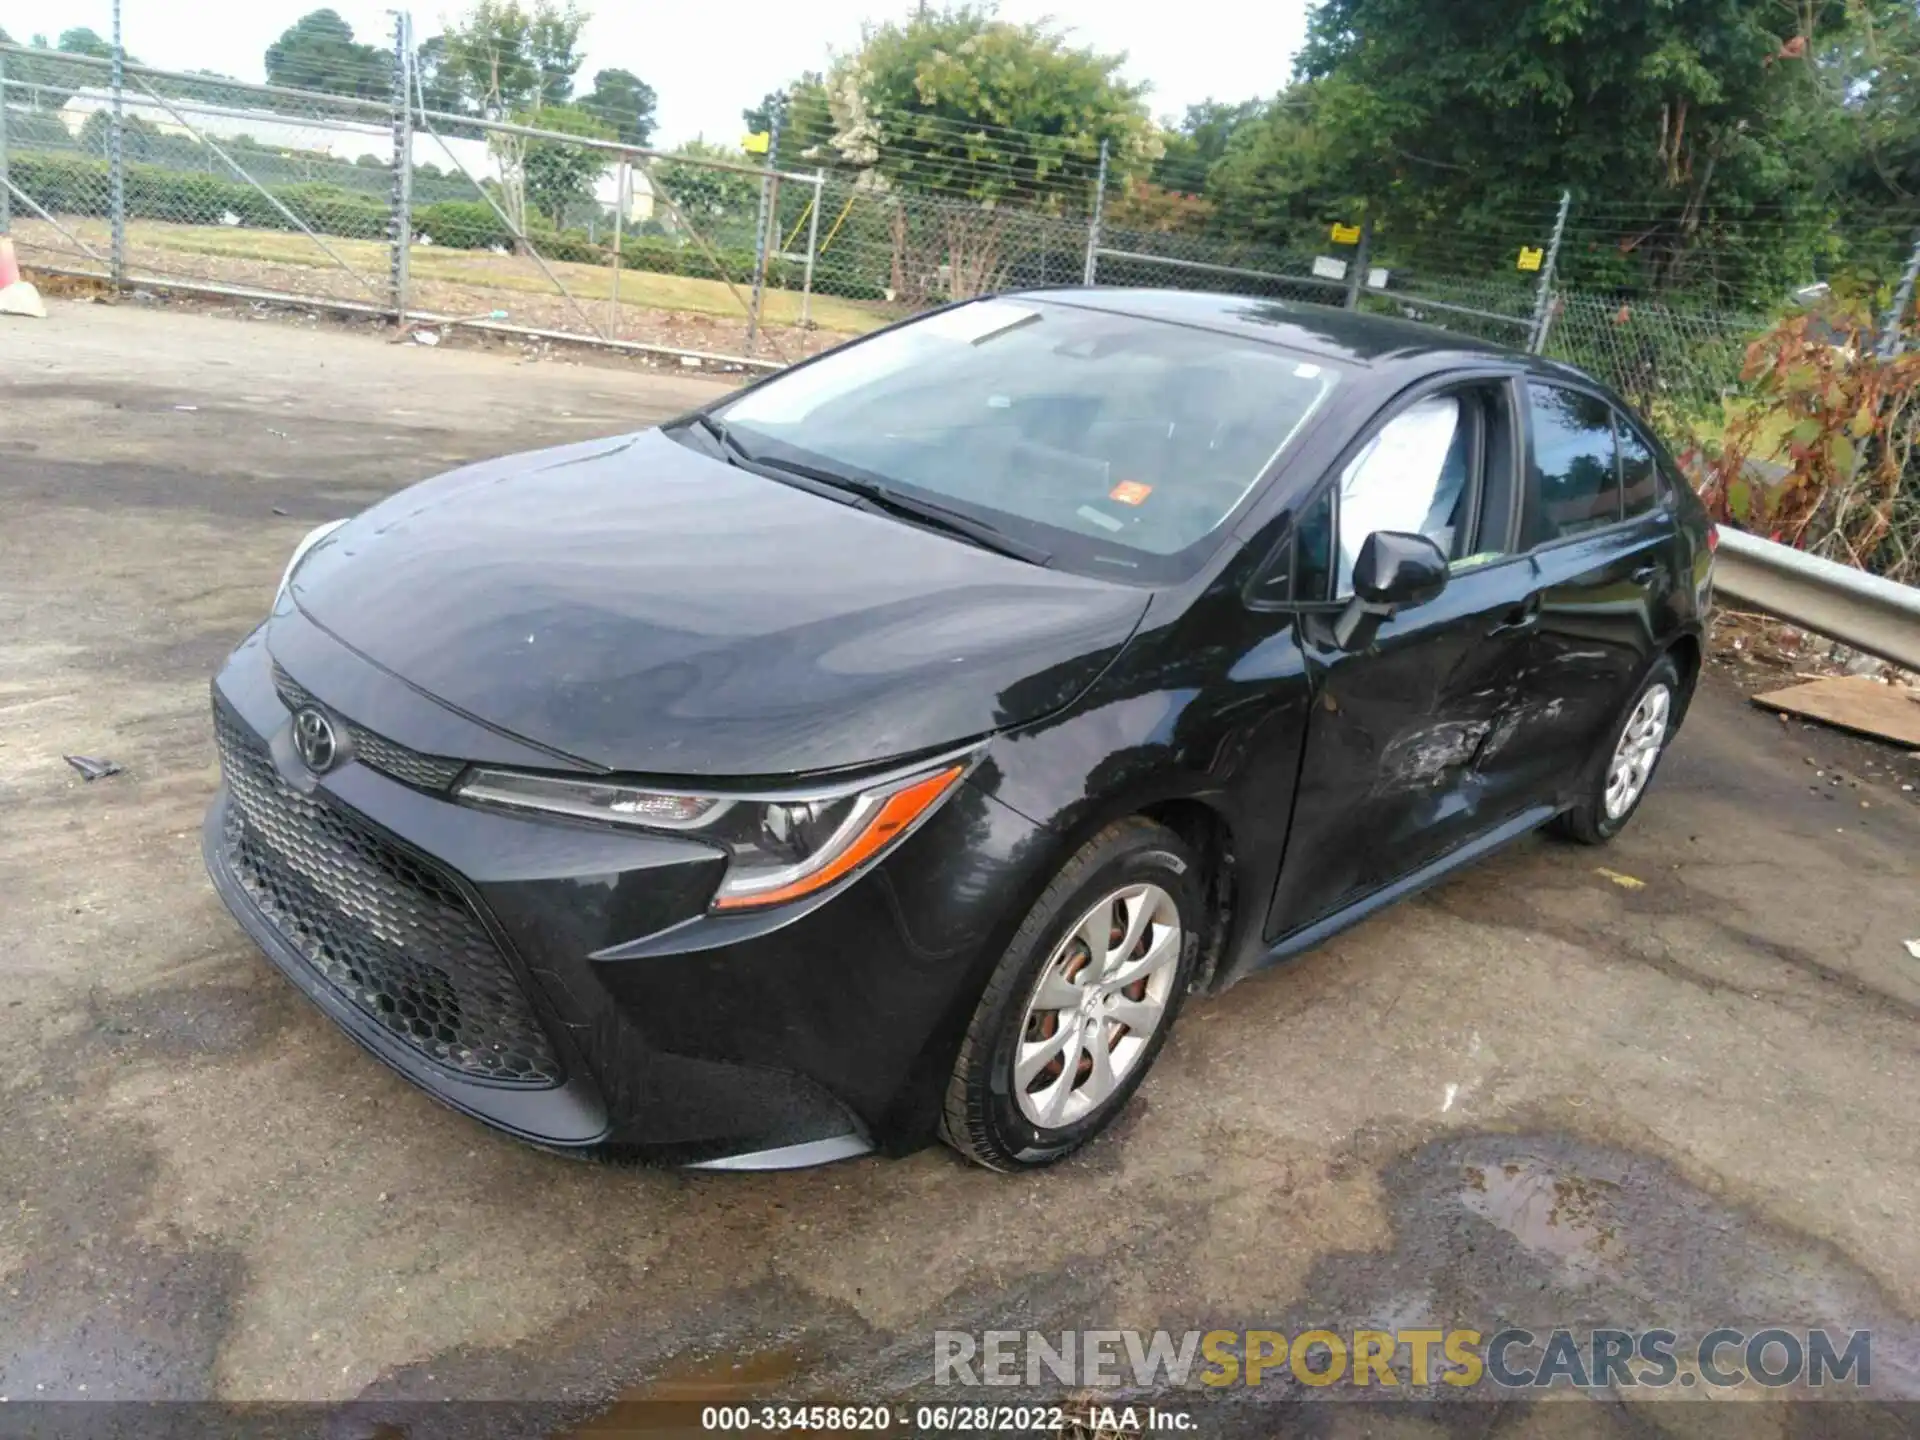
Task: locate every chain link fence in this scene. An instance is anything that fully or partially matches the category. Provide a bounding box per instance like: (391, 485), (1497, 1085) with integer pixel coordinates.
(8, 24), (1913, 439)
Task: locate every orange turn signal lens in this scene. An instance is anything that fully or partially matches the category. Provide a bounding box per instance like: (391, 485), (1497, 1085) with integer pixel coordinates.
(712, 764), (966, 910)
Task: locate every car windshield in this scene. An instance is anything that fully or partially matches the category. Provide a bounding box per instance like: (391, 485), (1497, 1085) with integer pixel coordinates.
(712, 298), (1342, 581)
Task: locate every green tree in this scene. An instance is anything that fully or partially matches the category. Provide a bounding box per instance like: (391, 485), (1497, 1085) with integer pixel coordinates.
(56, 28), (115, 59)
(80, 109), (159, 161)
(1151, 98), (1265, 194)
(412, 33), (472, 115)
(820, 6), (1158, 207)
(1203, 84), (1364, 250)
(580, 67), (657, 147)
(421, 2), (591, 228)
(1814, 0), (1920, 288)
(1285, 0), (1857, 305)
(516, 101), (612, 224)
(264, 10), (388, 98)
(0, 25), (139, 109)
(653, 138), (762, 231)
(429, 0), (588, 119)
(743, 73), (835, 168)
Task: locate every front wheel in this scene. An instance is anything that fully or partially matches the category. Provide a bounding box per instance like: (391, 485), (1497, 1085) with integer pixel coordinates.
(1551, 653), (1684, 845)
(940, 819), (1202, 1171)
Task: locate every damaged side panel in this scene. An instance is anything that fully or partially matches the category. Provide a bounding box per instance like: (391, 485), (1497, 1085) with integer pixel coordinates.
(1264, 558), (1544, 943)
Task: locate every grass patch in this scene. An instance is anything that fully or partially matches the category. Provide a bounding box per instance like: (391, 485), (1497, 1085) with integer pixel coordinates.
(44, 218), (887, 335)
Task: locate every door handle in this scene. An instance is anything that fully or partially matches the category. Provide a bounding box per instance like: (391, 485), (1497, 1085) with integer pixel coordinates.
(1630, 563), (1659, 585)
(1487, 597), (1542, 636)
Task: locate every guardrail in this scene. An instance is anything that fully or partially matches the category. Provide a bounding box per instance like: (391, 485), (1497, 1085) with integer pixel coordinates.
(1713, 528), (1920, 672)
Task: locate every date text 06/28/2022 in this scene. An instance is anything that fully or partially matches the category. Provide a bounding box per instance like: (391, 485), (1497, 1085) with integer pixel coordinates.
(697, 1405), (1195, 1432)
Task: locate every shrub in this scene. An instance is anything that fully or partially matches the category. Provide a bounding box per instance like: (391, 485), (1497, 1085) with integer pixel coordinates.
(414, 200), (511, 249)
(1686, 307), (1920, 582)
(274, 183), (388, 239)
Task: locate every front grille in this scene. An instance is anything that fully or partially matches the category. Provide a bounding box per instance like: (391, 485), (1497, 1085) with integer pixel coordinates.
(271, 662), (466, 793)
(215, 704), (561, 1086)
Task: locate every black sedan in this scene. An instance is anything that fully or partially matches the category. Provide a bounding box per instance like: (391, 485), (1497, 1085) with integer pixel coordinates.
(203, 289), (1715, 1171)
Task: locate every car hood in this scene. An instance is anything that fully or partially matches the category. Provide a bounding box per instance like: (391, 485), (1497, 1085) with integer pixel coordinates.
(285, 429), (1150, 777)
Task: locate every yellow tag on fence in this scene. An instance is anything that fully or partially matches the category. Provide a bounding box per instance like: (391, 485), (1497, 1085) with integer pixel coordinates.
(741, 131), (771, 155)
(1517, 246), (1545, 272)
(1331, 223), (1362, 245)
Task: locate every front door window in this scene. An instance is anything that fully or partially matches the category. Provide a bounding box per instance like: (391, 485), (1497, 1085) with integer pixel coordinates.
(1334, 395), (1470, 595)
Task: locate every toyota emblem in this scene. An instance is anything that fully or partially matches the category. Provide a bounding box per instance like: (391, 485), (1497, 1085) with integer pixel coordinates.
(292, 706), (340, 774)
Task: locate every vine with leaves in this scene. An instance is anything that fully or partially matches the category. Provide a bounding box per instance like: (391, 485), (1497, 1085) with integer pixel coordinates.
(1687, 307), (1920, 581)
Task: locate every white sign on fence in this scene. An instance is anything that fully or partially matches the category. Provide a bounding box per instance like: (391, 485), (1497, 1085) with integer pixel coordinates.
(1312, 255), (1348, 281)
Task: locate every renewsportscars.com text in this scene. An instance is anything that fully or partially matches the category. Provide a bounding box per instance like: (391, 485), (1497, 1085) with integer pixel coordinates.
(933, 1327), (1873, 1391)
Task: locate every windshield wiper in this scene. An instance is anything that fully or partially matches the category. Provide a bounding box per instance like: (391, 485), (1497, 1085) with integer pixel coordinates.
(684, 414), (868, 506)
(757, 456), (1052, 567)
(683, 414), (1050, 566)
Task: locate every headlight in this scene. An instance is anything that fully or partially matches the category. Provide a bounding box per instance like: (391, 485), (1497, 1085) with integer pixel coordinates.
(454, 750), (978, 910)
(275, 518), (349, 605)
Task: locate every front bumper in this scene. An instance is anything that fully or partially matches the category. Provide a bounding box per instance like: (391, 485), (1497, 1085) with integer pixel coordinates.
(202, 620), (1036, 1165)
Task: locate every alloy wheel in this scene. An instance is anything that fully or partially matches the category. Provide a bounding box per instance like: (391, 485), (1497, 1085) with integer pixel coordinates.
(1013, 883), (1182, 1129)
(1604, 682), (1671, 821)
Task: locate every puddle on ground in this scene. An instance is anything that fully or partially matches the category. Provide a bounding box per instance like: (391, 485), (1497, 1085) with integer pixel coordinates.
(1460, 1158), (1621, 1276)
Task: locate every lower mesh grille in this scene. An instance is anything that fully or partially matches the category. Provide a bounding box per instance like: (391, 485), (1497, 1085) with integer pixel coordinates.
(215, 704), (561, 1086)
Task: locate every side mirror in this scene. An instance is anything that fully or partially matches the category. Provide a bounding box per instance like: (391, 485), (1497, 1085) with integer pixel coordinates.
(1332, 530), (1449, 651)
(1353, 530), (1449, 608)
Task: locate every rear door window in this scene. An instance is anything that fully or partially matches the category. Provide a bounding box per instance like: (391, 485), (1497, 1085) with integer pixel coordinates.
(1616, 415), (1662, 519)
(1522, 383), (1620, 546)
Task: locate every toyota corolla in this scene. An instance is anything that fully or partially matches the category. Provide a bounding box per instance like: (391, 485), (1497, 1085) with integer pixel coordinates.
(203, 289), (1713, 1171)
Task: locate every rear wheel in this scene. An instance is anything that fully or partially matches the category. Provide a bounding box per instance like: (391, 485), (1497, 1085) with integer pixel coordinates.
(940, 819), (1202, 1171)
(1551, 653), (1683, 845)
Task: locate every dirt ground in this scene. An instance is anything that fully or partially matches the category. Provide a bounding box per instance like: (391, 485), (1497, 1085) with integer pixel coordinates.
(3, 301), (1919, 1433)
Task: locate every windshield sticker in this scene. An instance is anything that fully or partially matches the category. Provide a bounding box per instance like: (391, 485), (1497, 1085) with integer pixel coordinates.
(1109, 481), (1153, 506)
(1077, 505), (1125, 533)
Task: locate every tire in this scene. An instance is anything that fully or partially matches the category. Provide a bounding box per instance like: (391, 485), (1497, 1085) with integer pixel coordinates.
(1550, 653), (1685, 845)
(939, 818), (1204, 1172)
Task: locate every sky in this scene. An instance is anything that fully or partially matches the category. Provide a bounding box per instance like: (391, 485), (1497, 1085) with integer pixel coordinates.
(7, 0), (1312, 148)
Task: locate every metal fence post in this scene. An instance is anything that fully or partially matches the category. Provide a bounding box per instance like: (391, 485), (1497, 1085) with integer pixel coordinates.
(388, 11), (414, 322)
(1082, 138), (1109, 286)
(745, 103), (781, 352)
(799, 169), (823, 330)
(610, 157), (626, 337)
(1874, 230), (1920, 359)
(1344, 207), (1372, 310)
(110, 0), (126, 287)
(1528, 189), (1572, 354)
(0, 48), (11, 237)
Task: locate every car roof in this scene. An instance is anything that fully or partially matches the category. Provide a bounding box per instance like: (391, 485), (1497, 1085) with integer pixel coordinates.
(1010, 286), (1529, 369)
